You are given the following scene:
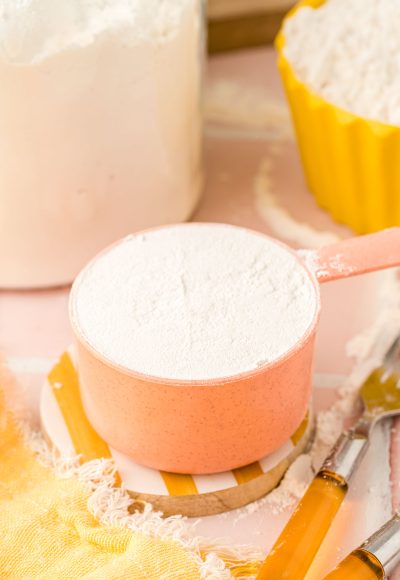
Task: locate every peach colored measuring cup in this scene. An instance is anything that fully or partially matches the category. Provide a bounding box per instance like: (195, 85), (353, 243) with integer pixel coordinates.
(70, 226), (400, 474)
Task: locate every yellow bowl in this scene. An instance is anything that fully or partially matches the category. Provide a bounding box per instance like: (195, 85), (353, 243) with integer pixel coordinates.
(276, 0), (400, 234)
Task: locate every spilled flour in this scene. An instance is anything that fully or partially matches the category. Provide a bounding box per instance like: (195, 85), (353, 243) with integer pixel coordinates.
(204, 81), (342, 250)
(204, 81), (338, 250)
(254, 156), (341, 249)
(205, 81), (293, 141)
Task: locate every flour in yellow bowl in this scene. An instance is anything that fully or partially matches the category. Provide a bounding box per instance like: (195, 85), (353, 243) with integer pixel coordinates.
(276, 0), (400, 234)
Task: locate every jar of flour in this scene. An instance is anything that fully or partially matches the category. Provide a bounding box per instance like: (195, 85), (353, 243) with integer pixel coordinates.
(0, 0), (204, 287)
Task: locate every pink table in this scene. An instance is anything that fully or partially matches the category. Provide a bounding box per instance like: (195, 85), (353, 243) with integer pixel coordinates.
(1, 47), (398, 577)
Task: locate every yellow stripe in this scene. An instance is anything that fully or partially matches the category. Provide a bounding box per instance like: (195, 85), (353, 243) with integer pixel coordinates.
(48, 353), (196, 494)
(233, 462), (263, 485)
(291, 412), (309, 446)
(160, 472), (198, 496)
(233, 413), (309, 486)
(48, 352), (117, 477)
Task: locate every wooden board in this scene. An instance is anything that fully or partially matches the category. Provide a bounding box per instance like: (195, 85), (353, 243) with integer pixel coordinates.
(41, 351), (314, 517)
(208, 0), (294, 19)
(208, 11), (285, 53)
(207, 0), (294, 53)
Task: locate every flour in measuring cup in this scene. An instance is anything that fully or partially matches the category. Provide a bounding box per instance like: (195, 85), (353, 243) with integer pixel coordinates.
(71, 224), (317, 381)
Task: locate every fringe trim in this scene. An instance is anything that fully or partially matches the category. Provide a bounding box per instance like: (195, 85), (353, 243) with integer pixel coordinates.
(0, 354), (263, 578)
(26, 431), (264, 579)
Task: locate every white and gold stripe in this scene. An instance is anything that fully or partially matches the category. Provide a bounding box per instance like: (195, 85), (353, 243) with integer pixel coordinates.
(41, 351), (312, 516)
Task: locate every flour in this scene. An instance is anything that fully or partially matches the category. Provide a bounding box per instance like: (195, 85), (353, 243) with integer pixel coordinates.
(205, 81), (293, 141)
(283, 0), (400, 125)
(71, 224), (317, 381)
(0, 0), (193, 64)
(254, 157), (341, 249)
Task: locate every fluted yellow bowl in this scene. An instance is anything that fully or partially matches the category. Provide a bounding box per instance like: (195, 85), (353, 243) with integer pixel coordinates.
(276, 0), (400, 234)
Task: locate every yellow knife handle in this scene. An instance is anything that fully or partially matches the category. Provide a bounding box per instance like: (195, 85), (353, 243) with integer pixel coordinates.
(324, 549), (384, 579)
(324, 514), (400, 580)
(256, 470), (347, 580)
(256, 430), (370, 580)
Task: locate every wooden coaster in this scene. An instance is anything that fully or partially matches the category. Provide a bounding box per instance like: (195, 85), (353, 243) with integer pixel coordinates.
(40, 350), (314, 517)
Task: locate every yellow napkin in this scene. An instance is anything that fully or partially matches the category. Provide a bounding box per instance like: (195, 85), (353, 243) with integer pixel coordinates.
(0, 385), (202, 579)
(0, 356), (263, 579)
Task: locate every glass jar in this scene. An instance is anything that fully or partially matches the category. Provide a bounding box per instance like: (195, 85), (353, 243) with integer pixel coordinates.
(0, 0), (204, 287)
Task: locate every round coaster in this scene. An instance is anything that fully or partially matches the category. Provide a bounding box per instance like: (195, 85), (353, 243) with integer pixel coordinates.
(40, 350), (314, 517)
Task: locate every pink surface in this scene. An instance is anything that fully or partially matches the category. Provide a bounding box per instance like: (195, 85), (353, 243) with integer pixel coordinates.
(0, 46), (398, 571)
(0, 289), (71, 357)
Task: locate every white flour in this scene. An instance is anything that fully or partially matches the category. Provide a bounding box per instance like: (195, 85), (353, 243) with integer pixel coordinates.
(71, 224), (317, 381)
(205, 81), (293, 141)
(254, 157), (342, 249)
(205, 83), (342, 249)
(0, 0), (193, 63)
(283, 0), (400, 125)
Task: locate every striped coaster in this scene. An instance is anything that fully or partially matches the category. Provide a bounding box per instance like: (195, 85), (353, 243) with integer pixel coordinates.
(40, 351), (313, 517)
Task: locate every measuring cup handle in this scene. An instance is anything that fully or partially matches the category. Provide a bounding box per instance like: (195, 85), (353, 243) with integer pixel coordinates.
(307, 227), (400, 283)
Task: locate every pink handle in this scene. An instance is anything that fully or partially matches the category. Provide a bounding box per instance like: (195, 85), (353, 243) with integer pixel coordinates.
(305, 228), (400, 283)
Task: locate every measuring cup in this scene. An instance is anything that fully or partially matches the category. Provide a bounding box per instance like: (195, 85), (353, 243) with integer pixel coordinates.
(71, 226), (400, 474)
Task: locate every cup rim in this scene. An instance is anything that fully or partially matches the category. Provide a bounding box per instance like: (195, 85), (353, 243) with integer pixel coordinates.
(69, 222), (321, 388)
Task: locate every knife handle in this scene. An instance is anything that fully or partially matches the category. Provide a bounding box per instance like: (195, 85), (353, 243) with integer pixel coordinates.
(324, 514), (400, 580)
(256, 470), (347, 580)
(324, 549), (384, 579)
(256, 431), (370, 580)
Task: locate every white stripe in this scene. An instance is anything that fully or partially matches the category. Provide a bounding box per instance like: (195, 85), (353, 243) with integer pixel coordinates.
(194, 471), (237, 494)
(42, 376), (170, 496)
(8, 356), (56, 375)
(259, 440), (294, 473)
(111, 449), (169, 496)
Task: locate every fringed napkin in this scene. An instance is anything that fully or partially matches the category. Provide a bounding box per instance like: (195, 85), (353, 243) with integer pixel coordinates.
(0, 358), (262, 579)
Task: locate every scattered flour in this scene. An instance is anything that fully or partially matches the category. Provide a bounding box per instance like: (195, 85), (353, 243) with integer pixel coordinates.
(205, 81), (294, 141)
(254, 157), (341, 249)
(263, 454), (314, 513)
(301, 250), (358, 282)
(71, 224), (318, 381)
(205, 84), (341, 251)
(283, 0), (400, 125)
